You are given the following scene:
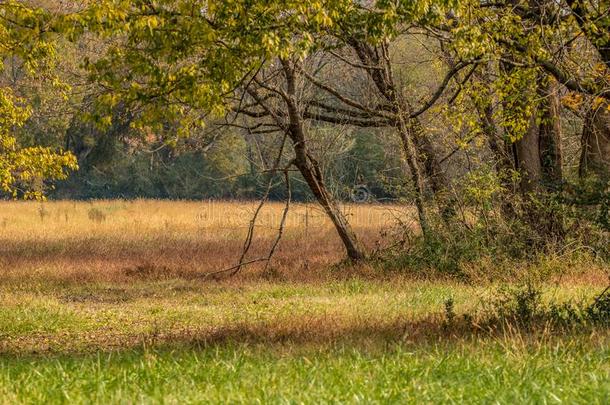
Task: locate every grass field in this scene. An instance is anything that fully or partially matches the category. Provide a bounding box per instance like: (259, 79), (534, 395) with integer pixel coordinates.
(0, 200), (407, 283)
(0, 200), (608, 403)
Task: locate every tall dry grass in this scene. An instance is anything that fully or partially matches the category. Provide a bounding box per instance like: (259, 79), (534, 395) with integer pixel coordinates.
(0, 200), (414, 283)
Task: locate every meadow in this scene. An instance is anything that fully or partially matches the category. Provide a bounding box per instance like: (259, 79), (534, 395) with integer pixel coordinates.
(0, 200), (407, 283)
(0, 200), (608, 403)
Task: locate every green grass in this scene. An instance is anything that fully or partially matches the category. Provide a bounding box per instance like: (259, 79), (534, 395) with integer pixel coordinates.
(0, 279), (608, 403)
(0, 341), (608, 404)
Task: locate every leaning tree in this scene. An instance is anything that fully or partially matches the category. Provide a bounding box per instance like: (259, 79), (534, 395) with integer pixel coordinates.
(75, 0), (461, 261)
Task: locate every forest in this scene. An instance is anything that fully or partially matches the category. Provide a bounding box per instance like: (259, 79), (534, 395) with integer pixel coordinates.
(0, 0), (609, 403)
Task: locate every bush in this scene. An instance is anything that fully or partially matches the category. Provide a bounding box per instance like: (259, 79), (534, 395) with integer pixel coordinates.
(376, 184), (609, 279)
(476, 283), (610, 329)
(377, 209), (552, 279)
(587, 286), (610, 322)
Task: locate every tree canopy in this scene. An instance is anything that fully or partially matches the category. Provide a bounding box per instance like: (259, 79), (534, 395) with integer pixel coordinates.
(1, 0), (608, 260)
(0, 0), (76, 199)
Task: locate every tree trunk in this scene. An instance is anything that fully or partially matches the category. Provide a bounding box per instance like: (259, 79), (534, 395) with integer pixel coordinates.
(347, 39), (448, 220)
(480, 103), (514, 180)
(293, 149), (366, 261)
(397, 116), (431, 236)
(514, 113), (543, 193)
(564, 0), (609, 179)
(410, 118), (450, 198)
(281, 61), (366, 262)
(512, 76), (563, 193)
(511, 75), (565, 236)
(538, 79), (563, 188)
(475, 64), (516, 193)
(580, 100), (610, 180)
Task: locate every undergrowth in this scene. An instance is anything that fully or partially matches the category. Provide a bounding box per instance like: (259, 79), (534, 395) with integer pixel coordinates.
(375, 191), (610, 281)
(444, 282), (610, 332)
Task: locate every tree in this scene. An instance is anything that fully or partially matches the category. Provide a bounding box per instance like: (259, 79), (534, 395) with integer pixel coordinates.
(239, 58), (369, 260)
(565, 0), (610, 179)
(13, 0), (606, 259)
(75, 0), (521, 257)
(476, 0), (609, 182)
(580, 98), (610, 179)
(0, 0), (77, 199)
(73, 0), (374, 260)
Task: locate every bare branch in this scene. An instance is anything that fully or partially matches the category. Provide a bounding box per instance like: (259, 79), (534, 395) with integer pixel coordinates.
(303, 111), (391, 127)
(328, 49), (384, 71)
(308, 99), (393, 120)
(299, 67), (395, 120)
(262, 166), (292, 274)
(409, 59), (481, 119)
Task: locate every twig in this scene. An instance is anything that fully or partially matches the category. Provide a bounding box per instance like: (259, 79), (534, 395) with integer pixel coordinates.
(592, 281), (610, 307)
(262, 167), (292, 274)
(204, 129), (289, 278)
(203, 258), (271, 278)
(229, 136), (288, 276)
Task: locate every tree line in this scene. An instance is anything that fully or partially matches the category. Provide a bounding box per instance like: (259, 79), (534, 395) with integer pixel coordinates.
(1, 0), (608, 262)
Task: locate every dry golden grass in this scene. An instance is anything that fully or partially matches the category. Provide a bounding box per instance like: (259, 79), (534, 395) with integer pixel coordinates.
(0, 199), (413, 283)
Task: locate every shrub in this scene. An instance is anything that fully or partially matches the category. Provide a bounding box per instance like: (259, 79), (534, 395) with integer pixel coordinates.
(474, 283), (610, 329)
(377, 210), (542, 279)
(377, 186), (609, 279)
(587, 286), (610, 322)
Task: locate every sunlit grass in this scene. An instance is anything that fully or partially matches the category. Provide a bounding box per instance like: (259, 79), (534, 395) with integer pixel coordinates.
(0, 338), (608, 404)
(0, 200), (412, 283)
(0, 279), (608, 403)
(0, 279), (604, 353)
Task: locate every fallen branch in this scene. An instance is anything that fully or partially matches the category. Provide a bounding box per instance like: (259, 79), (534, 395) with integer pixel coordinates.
(204, 145), (294, 279)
